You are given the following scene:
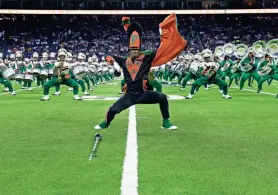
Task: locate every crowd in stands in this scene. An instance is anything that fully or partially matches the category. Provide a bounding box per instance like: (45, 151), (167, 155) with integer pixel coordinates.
(0, 14), (277, 58)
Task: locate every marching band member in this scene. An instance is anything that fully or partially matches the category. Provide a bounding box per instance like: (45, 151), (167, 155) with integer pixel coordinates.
(37, 52), (49, 87)
(88, 55), (98, 88)
(9, 54), (16, 69)
(15, 51), (26, 87)
(180, 54), (203, 91)
(239, 51), (261, 90)
(0, 60), (16, 95)
(22, 58), (33, 91)
(100, 56), (110, 82)
(168, 56), (184, 86)
(185, 53), (232, 99)
(79, 53), (91, 91)
(148, 67), (163, 92)
(163, 62), (171, 81)
(72, 53), (90, 96)
(40, 49), (82, 101)
(94, 14), (187, 130)
(229, 58), (241, 87)
(257, 54), (278, 93)
(220, 55), (235, 82)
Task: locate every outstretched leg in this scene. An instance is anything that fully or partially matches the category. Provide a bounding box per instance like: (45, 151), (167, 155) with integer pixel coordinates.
(95, 94), (135, 129)
(136, 91), (176, 129)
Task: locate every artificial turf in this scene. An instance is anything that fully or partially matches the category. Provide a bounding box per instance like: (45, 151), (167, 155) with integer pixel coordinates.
(1, 80), (277, 195)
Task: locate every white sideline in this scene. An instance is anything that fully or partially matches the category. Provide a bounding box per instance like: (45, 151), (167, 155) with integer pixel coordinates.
(230, 86), (276, 96)
(121, 105), (138, 195)
(0, 86), (41, 96)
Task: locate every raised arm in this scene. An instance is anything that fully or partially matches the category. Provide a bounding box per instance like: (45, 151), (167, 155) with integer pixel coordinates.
(151, 14), (187, 67)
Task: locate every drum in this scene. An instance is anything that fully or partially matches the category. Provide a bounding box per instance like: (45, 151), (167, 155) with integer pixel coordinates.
(15, 74), (24, 81)
(24, 74), (33, 82)
(73, 66), (86, 79)
(189, 62), (199, 74)
(2, 67), (16, 80)
(32, 68), (40, 76)
(40, 70), (48, 79)
(48, 69), (54, 76)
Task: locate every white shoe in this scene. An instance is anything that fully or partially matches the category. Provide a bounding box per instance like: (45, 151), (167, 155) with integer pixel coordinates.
(89, 88), (94, 91)
(28, 87), (33, 91)
(168, 82), (171, 85)
(83, 91), (90, 96)
(219, 90), (223, 94)
(187, 81), (192, 85)
(67, 87), (73, 91)
(204, 87), (209, 91)
(176, 84), (180, 87)
(185, 94), (193, 99)
(4, 87), (9, 92)
(53, 91), (61, 96)
(11, 91), (16, 95)
(162, 125), (178, 130)
(94, 125), (102, 130)
(74, 95), (82, 100)
(40, 95), (50, 101)
(180, 88), (185, 91)
(223, 94), (232, 99)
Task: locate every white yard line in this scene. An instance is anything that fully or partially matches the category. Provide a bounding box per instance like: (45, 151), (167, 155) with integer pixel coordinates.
(0, 86), (41, 96)
(120, 105), (138, 195)
(230, 86), (276, 96)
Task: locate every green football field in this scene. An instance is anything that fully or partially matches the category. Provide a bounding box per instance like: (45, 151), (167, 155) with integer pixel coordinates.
(1, 80), (278, 195)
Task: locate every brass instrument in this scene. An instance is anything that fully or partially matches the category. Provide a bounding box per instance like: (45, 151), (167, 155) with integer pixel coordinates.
(267, 39), (278, 58)
(240, 57), (254, 72)
(205, 62), (218, 78)
(234, 44), (248, 59)
(258, 59), (272, 76)
(221, 61), (231, 72)
(220, 43), (235, 72)
(252, 40), (266, 58)
(214, 46), (224, 57)
(223, 43), (235, 56)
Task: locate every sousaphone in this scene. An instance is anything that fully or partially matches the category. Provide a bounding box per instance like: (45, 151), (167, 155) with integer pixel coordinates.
(234, 44), (248, 59)
(252, 40), (266, 58)
(267, 39), (278, 58)
(214, 46), (224, 57)
(223, 43), (235, 56)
